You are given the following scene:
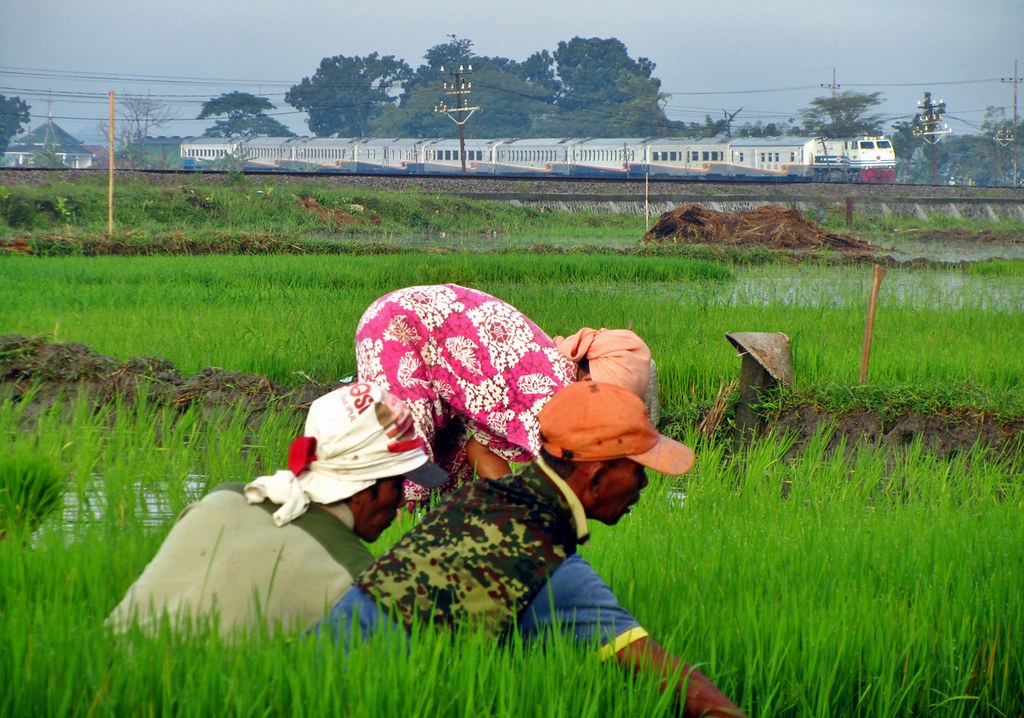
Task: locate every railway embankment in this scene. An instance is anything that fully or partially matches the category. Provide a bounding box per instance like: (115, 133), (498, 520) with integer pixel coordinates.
(3, 168), (1023, 221)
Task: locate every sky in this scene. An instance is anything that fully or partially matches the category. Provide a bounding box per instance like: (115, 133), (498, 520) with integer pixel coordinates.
(2, 0), (1022, 145)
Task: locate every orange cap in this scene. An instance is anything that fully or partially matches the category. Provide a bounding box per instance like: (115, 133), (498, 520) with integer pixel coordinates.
(538, 382), (695, 476)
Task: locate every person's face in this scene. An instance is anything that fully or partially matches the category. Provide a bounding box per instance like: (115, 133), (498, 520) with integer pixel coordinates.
(587, 458), (648, 525)
(352, 478), (404, 542)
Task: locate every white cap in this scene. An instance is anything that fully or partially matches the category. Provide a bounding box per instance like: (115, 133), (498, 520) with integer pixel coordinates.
(244, 382), (445, 525)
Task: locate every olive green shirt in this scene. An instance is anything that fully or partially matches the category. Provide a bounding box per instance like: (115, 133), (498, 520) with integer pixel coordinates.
(107, 483), (373, 637)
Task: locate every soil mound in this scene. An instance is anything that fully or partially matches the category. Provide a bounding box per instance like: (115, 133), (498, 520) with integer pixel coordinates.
(299, 196), (381, 225)
(641, 204), (881, 253)
(0, 334), (330, 427)
(2, 334), (1018, 461)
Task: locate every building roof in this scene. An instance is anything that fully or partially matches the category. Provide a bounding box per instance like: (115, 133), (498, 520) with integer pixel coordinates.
(6, 121), (91, 156)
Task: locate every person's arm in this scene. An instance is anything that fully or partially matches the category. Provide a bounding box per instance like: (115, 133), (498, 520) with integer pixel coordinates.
(615, 637), (745, 718)
(465, 435), (511, 479)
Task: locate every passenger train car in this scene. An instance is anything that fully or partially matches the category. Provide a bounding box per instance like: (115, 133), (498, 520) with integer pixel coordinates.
(180, 134), (896, 183)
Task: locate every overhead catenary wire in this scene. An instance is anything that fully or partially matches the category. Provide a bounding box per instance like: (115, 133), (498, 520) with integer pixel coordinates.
(0, 65), (1009, 137)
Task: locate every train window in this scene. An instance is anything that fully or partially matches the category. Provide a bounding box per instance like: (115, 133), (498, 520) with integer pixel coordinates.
(738, 152), (745, 162)
(702, 151), (709, 161)
(668, 151), (676, 161)
(760, 153), (766, 163)
(877, 140), (892, 149)
(859, 141), (874, 149)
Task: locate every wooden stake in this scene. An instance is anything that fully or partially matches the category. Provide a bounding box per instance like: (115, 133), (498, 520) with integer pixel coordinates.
(108, 91), (115, 236)
(859, 263), (886, 383)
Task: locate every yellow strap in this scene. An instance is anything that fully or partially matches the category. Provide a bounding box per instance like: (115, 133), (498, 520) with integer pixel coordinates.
(599, 626), (649, 661)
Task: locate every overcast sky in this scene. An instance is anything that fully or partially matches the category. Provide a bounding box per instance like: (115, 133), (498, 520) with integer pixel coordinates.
(2, 0), (1021, 144)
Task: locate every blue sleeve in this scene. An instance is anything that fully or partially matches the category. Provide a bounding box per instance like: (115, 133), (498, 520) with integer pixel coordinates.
(518, 553), (643, 648)
(314, 586), (408, 653)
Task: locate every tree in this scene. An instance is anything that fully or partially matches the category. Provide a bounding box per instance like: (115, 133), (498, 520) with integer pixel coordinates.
(0, 95), (31, 153)
(371, 37), (480, 138)
(736, 120), (787, 138)
(31, 147), (66, 168)
(979, 105), (1020, 186)
(799, 90), (884, 137)
(286, 53), (412, 136)
(98, 94), (179, 169)
(889, 120), (925, 182)
(544, 37), (671, 136)
(198, 92), (294, 138)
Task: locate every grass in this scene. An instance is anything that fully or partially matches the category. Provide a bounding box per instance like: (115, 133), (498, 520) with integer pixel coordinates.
(1, 253), (1020, 419)
(0, 435), (65, 540)
(1, 397), (1020, 717)
(0, 176), (646, 242)
(1, 181), (1021, 715)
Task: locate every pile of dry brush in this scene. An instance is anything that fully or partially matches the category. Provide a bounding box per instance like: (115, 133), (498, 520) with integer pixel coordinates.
(641, 203), (880, 252)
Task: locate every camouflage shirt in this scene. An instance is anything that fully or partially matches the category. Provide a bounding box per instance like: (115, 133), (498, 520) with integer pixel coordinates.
(357, 460), (587, 636)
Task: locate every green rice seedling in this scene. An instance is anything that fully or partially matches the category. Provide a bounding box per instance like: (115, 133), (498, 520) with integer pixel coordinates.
(0, 438), (65, 541)
(1, 399), (1022, 717)
(1, 253), (1021, 421)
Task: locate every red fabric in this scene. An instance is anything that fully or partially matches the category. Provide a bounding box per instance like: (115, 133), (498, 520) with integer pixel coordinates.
(288, 436), (318, 476)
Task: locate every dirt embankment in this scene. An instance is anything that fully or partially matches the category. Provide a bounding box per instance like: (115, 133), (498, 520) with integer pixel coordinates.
(0, 334), (329, 430)
(2, 334), (1019, 462)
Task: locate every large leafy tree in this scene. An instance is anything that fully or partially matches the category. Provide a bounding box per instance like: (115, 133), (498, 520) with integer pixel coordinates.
(373, 37), (485, 137)
(371, 37), (559, 138)
(286, 53), (412, 136)
(371, 38), (469, 137)
(198, 92), (294, 138)
(0, 95), (31, 153)
(800, 90), (884, 137)
(544, 37), (670, 136)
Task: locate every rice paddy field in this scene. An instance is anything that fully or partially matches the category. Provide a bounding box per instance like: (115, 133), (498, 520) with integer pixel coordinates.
(1, 188), (1023, 716)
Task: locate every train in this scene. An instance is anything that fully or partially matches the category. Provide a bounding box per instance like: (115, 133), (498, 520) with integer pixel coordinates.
(180, 134), (896, 183)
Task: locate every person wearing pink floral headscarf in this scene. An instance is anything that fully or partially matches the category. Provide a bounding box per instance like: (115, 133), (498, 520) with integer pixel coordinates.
(355, 284), (652, 508)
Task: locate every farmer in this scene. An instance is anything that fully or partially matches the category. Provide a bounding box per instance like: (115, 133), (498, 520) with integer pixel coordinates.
(355, 283), (654, 507)
(321, 382), (744, 718)
(105, 381), (446, 637)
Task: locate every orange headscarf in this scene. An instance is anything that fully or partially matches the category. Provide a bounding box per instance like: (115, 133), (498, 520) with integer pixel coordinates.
(554, 327), (652, 398)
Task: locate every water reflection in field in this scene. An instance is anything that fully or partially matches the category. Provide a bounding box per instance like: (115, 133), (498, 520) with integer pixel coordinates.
(879, 235), (1024, 263)
(51, 474), (208, 534)
(713, 269), (1024, 313)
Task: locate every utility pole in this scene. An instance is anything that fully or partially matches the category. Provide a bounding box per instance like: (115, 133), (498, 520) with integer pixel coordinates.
(435, 64), (480, 174)
(1002, 60), (1021, 187)
(821, 68), (840, 98)
(722, 107), (743, 137)
(913, 92), (950, 184)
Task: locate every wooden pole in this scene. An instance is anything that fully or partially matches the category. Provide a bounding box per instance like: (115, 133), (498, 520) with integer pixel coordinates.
(108, 91), (115, 236)
(644, 171), (650, 231)
(859, 264), (886, 383)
